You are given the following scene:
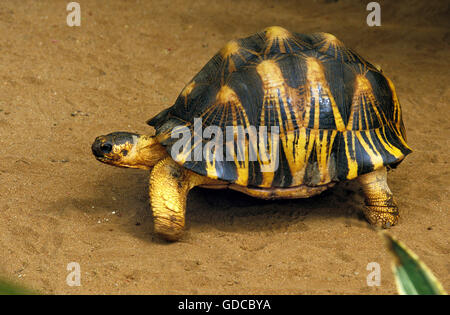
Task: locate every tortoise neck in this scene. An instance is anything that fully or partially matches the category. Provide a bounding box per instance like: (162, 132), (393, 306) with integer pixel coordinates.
(128, 135), (168, 170)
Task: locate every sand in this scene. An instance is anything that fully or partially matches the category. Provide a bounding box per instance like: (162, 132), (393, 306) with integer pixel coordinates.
(0, 0), (448, 294)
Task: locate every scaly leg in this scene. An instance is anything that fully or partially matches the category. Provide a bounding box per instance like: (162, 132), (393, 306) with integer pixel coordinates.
(149, 157), (216, 241)
(358, 167), (399, 228)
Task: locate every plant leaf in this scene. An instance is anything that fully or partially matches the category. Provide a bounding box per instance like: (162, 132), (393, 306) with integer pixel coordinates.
(0, 278), (35, 295)
(383, 232), (447, 295)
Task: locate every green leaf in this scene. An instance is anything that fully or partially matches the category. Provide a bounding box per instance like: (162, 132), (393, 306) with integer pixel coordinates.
(0, 278), (35, 295)
(383, 233), (447, 295)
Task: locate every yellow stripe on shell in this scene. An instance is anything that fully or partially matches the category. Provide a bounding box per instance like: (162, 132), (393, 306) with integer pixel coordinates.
(313, 32), (355, 61)
(264, 26), (292, 40)
(316, 130), (329, 183)
(180, 80), (196, 109)
(181, 80), (196, 99)
(316, 130), (337, 184)
(355, 131), (384, 170)
(205, 147), (218, 179)
(309, 129), (338, 185)
(215, 85), (251, 186)
(384, 75), (411, 149)
(264, 26), (293, 54)
(347, 74), (385, 130)
(364, 129), (385, 168)
(218, 40), (261, 84)
(343, 131), (358, 180)
(256, 59), (308, 187)
(255, 59), (341, 187)
(305, 57), (346, 131)
(375, 126), (404, 159)
(220, 40), (240, 59)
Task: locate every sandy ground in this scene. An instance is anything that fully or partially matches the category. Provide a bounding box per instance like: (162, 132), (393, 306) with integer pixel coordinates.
(0, 0), (448, 294)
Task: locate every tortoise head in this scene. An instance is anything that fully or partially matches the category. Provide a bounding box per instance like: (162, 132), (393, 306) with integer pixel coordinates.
(92, 132), (167, 170)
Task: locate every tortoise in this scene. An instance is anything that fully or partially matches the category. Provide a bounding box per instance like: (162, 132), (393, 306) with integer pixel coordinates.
(92, 27), (411, 241)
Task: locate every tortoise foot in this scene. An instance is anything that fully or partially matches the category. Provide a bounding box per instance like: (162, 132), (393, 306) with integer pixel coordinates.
(363, 204), (399, 228)
(359, 168), (400, 228)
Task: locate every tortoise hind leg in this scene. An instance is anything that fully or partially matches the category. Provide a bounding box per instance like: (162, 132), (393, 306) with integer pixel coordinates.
(358, 167), (399, 228)
(149, 157), (216, 241)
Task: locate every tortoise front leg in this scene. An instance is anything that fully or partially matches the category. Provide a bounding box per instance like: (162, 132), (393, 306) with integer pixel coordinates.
(149, 157), (215, 241)
(358, 167), (399, 228)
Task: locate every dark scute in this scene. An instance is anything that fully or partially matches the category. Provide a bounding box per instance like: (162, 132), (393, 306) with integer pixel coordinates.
(276, 54), (307, 88)
(192, 54), (223, 85)
(227, 68), (264, 127)
(237, 32), (266, 53)
(147, 107), (171, 128)
(323, 57), (355, 126)
(335, 132), (350, 181)
(293, 32), (315, 46)
(365, 70), (396, 122)
(271, 143), (292, 187)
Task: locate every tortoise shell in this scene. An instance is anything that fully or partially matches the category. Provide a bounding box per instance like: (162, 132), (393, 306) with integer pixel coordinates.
(148, 26), (411, 188)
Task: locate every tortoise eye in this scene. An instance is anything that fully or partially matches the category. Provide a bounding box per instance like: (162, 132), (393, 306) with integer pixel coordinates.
(100, 143), (113, 153)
